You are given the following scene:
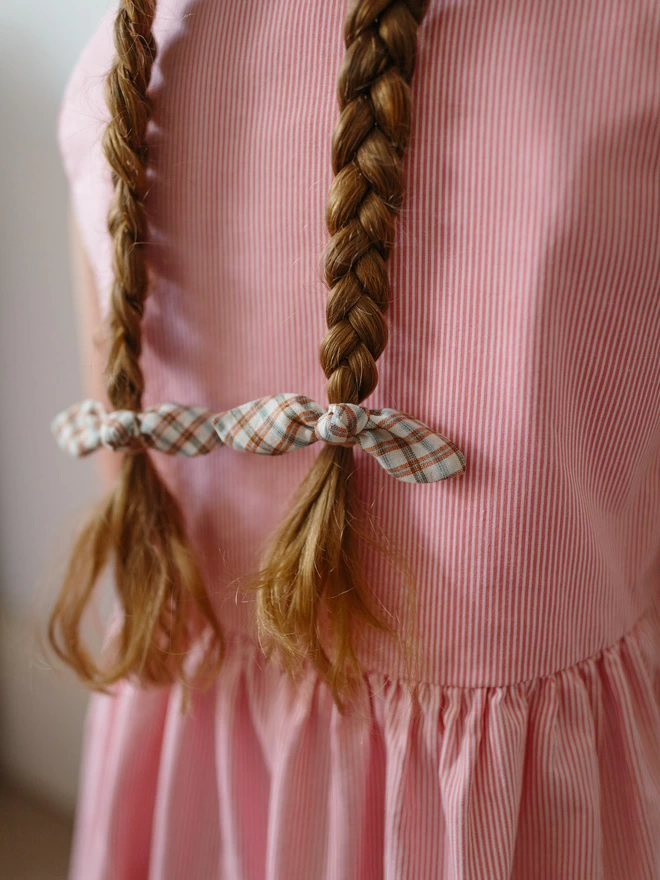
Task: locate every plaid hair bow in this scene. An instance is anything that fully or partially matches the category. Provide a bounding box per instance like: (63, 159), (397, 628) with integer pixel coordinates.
(52, 395), (465, 483)
(212, 394), (465, 483)
(51, 399), (221, 457)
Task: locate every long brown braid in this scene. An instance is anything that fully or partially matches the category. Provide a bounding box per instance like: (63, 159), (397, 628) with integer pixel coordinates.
(254, 0), (430, 705)
(48, 0), (223, 687)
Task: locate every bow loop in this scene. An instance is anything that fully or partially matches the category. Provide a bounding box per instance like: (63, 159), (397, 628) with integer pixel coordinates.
(212, 395), (324, 454)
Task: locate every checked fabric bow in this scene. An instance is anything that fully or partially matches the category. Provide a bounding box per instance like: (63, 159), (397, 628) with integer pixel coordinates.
(52, 394), (466, 484)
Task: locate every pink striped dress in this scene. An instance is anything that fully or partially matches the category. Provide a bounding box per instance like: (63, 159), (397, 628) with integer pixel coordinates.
(57, 1), (660, 877)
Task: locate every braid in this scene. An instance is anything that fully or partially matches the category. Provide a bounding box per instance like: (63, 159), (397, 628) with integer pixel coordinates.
(104, 0), (156, 411)
(48, 0), (223, 688)
(255, 0), (429, 706)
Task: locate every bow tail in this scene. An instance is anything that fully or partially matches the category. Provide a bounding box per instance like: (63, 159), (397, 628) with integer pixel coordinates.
(357, 429), (466, 483)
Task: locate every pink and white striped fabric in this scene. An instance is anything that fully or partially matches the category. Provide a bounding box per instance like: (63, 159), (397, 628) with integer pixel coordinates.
(56, 1), (660, 877)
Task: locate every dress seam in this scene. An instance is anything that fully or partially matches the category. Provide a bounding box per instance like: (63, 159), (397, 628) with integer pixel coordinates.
(221, 597), (659, 692)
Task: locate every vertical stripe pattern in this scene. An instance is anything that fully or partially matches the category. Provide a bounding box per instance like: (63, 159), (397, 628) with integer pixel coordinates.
(57, 0), (660, 876)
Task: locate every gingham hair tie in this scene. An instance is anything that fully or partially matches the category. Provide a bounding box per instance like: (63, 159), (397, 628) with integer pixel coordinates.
(51, 400), (221, 458)
(212, 394), (465, 484)
(52, 394), (466, 483)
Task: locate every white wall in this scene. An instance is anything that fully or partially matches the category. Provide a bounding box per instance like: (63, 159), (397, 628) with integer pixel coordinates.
(0, 0), (111, 811)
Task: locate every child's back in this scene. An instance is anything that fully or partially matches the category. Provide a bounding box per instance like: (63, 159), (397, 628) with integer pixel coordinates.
(57, 1), (660, 877)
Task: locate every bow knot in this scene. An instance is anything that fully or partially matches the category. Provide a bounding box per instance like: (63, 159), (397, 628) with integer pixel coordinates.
(314, 404), (369, 445)
(99, 410), (143, 451)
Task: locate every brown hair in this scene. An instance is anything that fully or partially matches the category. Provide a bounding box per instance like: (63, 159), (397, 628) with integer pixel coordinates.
(48, 0), (223, 688)
(49, 0), (429, 704)
(253, 0), (430, 704)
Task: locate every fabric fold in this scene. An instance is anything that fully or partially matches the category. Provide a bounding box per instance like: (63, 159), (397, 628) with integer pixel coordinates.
(68, 599), (660, 880)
